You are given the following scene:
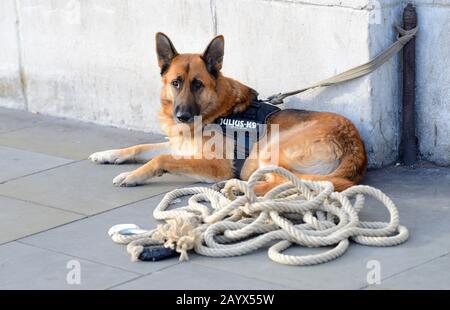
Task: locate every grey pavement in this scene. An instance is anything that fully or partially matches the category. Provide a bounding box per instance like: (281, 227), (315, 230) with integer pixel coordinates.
(0, 107), (449, 290)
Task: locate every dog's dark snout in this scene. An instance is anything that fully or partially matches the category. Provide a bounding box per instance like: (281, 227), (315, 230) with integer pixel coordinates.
(174, 103), (199, 123)
(176, 110), (193, 123)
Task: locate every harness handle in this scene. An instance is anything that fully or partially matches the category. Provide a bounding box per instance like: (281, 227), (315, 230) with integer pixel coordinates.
(263, 24), (418, 105)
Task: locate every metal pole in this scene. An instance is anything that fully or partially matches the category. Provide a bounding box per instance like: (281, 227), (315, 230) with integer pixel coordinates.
(401, 3), (417, 166)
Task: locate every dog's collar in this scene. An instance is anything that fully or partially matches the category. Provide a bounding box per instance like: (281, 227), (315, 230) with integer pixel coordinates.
(213, 100), (281, 178)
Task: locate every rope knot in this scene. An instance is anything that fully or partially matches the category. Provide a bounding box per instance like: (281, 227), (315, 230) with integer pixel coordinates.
(242, 201), (254, 215)
(176, 234), (200, 261)
(151, 216), (201, 261)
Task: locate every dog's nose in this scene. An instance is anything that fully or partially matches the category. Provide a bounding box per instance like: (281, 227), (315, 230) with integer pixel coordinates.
(176, 111), (193, 123)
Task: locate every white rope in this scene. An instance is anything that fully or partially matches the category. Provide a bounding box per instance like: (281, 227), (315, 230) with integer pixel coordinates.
(111, 166), (409, 266)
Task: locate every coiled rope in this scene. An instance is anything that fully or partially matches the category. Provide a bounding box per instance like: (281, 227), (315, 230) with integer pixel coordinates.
(111, 166), (408, 266)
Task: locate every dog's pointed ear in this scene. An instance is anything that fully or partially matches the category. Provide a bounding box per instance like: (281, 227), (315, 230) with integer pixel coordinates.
(156, 32), (178, 75)
(202, 35), (224, 77)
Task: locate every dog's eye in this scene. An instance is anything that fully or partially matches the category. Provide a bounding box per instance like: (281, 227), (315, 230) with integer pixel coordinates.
(191, 79), (203, 90)
(171, 79), (180, 89)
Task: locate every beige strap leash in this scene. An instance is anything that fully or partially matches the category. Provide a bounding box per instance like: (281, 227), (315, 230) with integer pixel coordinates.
(264, 25), (419, 105)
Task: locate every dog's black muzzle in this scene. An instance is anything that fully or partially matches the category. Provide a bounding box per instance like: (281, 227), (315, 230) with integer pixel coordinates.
(174, 103), (199, 123)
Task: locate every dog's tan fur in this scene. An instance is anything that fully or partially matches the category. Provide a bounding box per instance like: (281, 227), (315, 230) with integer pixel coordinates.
(89, 33), (367, 195)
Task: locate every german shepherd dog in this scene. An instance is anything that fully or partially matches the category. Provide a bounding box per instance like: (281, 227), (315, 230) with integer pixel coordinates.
(89, 33), (367, 195)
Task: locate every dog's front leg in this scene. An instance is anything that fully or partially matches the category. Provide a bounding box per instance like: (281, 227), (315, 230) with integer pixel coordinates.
(112, 154), (233, 186)
(89, 142), (171, 164)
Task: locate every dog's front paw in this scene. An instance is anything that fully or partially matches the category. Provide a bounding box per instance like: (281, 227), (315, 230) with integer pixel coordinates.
(89, 150), (128, 164)
(113, 171), (146, 187)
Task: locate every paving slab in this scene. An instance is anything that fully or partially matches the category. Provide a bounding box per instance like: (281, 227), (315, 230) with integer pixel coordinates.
(113, 262), (291, 290)
(0, 114), (164, 160)
(19, 167), (450, 289)
(366, 254), (450, 290)
(0, 242), (138, 289)
(0, 107), (50, 134)
(362, 165), (450, 211)
(0, 160), (195, 215)
(0, 196), (83, 244)
(190, 167), (450, 289)
(190, 205), (450, 289)
(20, 193), (185, 274)
(0, 146), (72, 183)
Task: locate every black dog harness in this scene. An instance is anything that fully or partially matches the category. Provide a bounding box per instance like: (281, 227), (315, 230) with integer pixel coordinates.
(213, 100), (280, 178)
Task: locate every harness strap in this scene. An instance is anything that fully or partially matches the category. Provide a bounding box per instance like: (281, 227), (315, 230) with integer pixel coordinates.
(232, 103), (280, 178)
(264, 25), (418, 105)
(213, 100), (280, 178)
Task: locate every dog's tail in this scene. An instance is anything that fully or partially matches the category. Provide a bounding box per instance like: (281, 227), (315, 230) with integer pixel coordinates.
(253, 171), (356, 196)
(274, 150), (367, 193)
(291, 173), (355, 192)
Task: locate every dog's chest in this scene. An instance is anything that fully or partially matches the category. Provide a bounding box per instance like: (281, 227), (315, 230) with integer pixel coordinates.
(213, 100), (280, 177)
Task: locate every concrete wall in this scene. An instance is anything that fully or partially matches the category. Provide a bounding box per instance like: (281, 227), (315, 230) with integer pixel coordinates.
(13, 0), (215, 132)
(0, 0), (25, 109)
(0, 0), (448, 167)
(415, 0), (450, 165)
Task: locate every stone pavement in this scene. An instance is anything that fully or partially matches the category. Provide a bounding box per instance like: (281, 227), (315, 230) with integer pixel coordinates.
(0, 107), (449, 289)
